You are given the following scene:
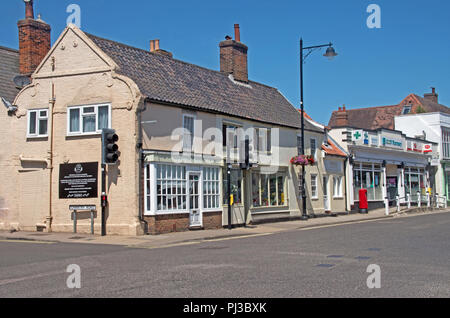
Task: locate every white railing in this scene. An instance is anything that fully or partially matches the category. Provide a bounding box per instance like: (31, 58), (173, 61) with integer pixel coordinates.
(385, 192), (442, 216)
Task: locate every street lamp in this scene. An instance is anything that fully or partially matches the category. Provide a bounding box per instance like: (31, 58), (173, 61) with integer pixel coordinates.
(300, 39), (338, 221)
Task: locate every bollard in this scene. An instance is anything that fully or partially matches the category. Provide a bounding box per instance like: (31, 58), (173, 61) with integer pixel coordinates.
(385, 197), (390, 216)
(417, 192), (421, 208)
(427, 193), (430, 208)
(436, 195), (439, 208)
(407, 193), (411, 209)
(396, 195), (400, 212)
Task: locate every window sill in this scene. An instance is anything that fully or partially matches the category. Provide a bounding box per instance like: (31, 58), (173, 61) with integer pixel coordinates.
(67, 132), (102, 137)
(27, 135), (49, 139)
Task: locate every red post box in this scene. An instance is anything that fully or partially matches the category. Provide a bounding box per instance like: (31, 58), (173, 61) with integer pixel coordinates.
(359, 189), (369, 214)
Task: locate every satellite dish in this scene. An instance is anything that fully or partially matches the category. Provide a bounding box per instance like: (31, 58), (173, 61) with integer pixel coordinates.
(13, 75), (31, 88)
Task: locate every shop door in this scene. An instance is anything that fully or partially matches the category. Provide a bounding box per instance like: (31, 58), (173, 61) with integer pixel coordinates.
(188, 173), (201, 227)
(387, 177), (398, 201)
(323, 176), (331, 212)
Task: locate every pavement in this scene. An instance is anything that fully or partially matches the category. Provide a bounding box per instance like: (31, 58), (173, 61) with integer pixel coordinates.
(1, 206), (447, 249)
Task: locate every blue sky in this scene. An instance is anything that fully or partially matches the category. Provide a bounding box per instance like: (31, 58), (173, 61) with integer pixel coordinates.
(1, 0), (449, 125)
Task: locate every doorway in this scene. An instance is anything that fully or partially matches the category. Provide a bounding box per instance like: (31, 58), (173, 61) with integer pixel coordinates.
(323, 176), (330, 212)
(188, 173), (202, 227)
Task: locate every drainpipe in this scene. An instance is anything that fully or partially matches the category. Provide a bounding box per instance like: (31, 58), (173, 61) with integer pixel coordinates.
(47, 83), (56, 232)
(344, 156), (348, 214)
(137, 99), (148, 234)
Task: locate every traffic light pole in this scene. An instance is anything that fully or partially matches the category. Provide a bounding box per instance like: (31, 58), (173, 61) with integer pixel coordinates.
(101, 163), (107, 236)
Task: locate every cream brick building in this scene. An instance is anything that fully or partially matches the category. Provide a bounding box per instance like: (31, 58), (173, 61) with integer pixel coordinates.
(1, 3), (347, 236)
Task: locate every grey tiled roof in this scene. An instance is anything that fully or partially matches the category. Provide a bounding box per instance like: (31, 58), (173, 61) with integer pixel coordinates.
(0, 46), (20, 103)
(87, 33), (319, 131)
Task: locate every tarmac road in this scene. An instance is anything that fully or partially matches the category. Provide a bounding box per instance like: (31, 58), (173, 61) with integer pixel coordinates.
(0, 212), (449, 298)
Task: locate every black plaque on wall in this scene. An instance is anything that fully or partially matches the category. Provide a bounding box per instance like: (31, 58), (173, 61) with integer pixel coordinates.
(59, 162), (98, 199)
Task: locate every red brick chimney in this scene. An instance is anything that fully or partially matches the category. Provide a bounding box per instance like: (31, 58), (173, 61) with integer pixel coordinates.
(424, 87), (438, 104)
(334, 105), (349, 127)
(219, 24), (249, 83)
(17, 0), (51, 75)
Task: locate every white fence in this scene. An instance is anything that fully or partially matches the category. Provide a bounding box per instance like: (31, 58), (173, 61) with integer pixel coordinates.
(384, 192), (448, 216)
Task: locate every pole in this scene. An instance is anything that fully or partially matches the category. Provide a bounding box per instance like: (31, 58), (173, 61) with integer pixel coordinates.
(101, 163), (107, 236)
(227, 164), (232, 230)
(300, 38), (308, 221)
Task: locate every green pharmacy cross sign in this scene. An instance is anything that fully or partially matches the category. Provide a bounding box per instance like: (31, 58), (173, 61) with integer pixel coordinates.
(354, 131), (362, 140)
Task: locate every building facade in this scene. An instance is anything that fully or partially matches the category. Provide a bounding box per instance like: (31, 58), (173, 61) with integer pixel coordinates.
(395, 112), (450, 202)
(329, 127), (438, 210)
(2, 4), (341, 235)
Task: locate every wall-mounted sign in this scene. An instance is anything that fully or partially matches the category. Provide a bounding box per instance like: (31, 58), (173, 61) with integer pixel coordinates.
(423, 144), (433, 153)
(382, 137), (403, 149)
(59, 162), (98, 199)
(352, 130), (364, 142)
(324, 159), (343, 174)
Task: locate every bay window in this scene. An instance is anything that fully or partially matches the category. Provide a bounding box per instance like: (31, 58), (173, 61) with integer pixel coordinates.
(156, 164), (187, 212)
(68, 104), (110, 135)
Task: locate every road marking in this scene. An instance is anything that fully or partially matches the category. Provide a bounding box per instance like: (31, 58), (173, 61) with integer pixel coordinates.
(294, 217), (392, 232)
(0, 239), (55, 245)
(0, 270), (64, 287)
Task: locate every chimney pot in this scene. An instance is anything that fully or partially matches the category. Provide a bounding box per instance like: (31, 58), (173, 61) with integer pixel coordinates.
(150, 40), (155, 52)
(234, 24), (241, 42)
(155, 39), (160, 51)
(25, 0), (34, 19)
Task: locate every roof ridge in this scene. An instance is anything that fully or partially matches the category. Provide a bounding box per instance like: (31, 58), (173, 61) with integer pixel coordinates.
(85, 32), (280, 91)
(0, 45), (19, 54)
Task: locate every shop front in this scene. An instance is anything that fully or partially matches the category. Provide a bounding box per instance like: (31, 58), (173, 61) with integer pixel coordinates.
(347, 129), (437, 210)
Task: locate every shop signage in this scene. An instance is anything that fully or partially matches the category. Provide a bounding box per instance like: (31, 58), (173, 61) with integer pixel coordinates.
(59, 162), (98, 199)
(423, 144), (433, 153)
(382, 137), (403, 149)
(324, 160), (343, 174)
(352, 130), (364, 142)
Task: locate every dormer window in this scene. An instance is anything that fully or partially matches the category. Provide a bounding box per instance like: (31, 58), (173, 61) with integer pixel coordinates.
(402, 106), (412, 115)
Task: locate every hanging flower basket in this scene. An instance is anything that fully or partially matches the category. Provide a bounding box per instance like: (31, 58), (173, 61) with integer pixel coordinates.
(291, 155), (316, 166)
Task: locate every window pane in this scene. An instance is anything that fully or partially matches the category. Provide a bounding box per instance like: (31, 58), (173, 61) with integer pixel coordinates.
(29, 111), (36, 134)
(261, 175), (269, 206)
(83, 107), (95, 114)
(252, 174), (260, 207)
(70, 109), (80, 132)
(98, 106), (109, 130)
(39, 119), (48, 135)
(83, 115), (96, 132)
(270, 176), (277, 206)
(278, 176), (285, 205)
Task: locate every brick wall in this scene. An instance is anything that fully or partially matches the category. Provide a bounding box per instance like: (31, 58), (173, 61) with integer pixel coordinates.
(145, 213), (190, 235)
(219, 40), (248, 83)
(203, 211), (222, 230)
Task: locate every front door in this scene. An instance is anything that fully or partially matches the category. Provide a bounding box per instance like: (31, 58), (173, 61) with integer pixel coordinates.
(324, 176), (330, 212)
(387, 177), (398, 202)
(189, 173), (201, 227)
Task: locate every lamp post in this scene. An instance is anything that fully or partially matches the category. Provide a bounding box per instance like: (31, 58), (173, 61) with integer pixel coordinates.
(300, 38), (338, 221)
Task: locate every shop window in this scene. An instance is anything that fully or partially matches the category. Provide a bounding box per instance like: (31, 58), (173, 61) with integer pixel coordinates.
(27, 109), (48, 138)
(353, 163), (383, 201)
(156, 164), (187, 212)
(203, 167), (220, 210)
(223, 169), (242, 205)
(251, 172), (286, 207)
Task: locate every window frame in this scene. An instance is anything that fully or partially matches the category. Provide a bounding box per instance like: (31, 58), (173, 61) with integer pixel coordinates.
(202, 167), (222, 211)
(251, 172), (287, 208)
(310, 137), (317, 158)
(333, 176), (343, 198)
(182, 114), (196, 152)
(27, 108), (49, 138)
(67, 103), (111, 136)
(311, 174), (318, 199)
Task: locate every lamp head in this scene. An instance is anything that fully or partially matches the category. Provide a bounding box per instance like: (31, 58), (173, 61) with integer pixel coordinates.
(324, 45), (338, 60)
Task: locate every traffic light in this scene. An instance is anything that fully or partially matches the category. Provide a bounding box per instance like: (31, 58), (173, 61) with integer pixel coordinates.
(102, 129), (120, 165)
